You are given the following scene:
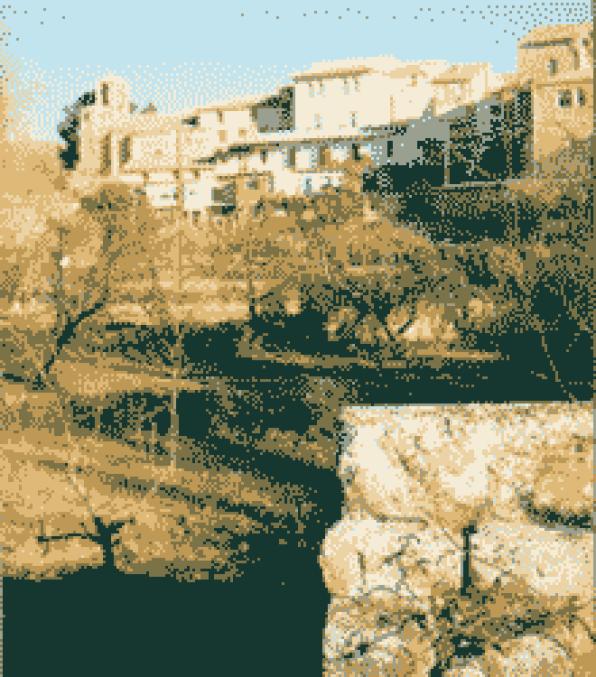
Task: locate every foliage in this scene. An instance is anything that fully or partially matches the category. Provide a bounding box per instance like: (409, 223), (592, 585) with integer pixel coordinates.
(1, 183), (168, 385)
(57, 90), (96, 170)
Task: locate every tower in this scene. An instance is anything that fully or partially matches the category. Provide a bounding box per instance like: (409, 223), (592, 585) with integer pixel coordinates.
(78, 74), (131, 176)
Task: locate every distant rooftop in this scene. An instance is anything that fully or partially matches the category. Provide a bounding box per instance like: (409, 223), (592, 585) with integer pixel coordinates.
(388, 60), (446, 75)
(518, 22), (592, 46)
(292, 55), (404, 80)
(199, 93), (269, 112)
(432, 63), (489, 84)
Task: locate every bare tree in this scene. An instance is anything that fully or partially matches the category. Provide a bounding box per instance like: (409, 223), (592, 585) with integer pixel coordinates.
(32, 183), (167, 388)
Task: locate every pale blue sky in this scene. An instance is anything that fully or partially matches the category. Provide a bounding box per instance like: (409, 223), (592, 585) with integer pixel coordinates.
(1, 0), (591, 139)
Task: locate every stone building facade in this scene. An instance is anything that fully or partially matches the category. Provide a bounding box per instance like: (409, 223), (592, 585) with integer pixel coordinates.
(516, 22), (593, 163)
(64, 22), (592, 215)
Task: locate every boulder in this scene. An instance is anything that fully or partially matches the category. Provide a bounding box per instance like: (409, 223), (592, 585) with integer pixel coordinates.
(483, 636), (572, 676)
(322, 402), (593, 675)
(385, 306), (412, 338)
(444, 663), (486, 677)
(400, 301), (459, 345)
(319, 515), (460, 612)
(324, 600), (435, 677)
(339, 418), (428, 519)
(471, 521), (593, 608)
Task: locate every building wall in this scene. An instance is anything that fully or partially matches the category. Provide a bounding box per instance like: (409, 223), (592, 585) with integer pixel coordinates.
(532, 76), (592, 162)
(78, 76), (132, 175)
(517, 24), (592, 81)
(70, 25), (592, 211)
(293, 70), (426, 135)
(432, 65), (492, 117)
(518, 42), (579, 81)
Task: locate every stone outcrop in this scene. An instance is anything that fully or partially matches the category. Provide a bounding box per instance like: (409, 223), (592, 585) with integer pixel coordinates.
(320, 402), (593, 675)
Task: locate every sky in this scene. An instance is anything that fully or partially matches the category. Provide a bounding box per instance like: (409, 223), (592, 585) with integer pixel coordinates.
(0, 0), (591, 139)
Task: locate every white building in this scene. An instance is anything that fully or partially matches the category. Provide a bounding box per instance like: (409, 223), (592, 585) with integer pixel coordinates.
(70, 55), (502, 214)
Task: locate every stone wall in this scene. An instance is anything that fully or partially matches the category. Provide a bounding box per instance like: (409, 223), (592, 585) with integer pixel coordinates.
(319, 402), (593, 676)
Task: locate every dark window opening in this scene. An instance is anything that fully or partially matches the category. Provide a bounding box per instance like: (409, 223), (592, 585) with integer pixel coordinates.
(120, 136), (131, 164)
(318, 145), (330, 167)
(576, 88), (586, 107)
(287, 146), (296, 168)
(100, 134), (111, 173)
(558, 89), (572, 108)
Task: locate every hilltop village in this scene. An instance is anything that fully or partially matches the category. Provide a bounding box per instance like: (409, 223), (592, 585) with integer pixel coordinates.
(60, 23), (592, 218)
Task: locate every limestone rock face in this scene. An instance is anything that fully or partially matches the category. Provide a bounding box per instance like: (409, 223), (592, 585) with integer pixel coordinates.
(444, 665), (486, 677)
(319, 515), (461, 611)
(484, 636), (573, 676)
(321, 402), (593, 676)
(472, 521), (593, 608)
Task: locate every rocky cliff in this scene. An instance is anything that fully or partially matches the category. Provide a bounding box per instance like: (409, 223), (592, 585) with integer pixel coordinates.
(319, 402), (593, 676)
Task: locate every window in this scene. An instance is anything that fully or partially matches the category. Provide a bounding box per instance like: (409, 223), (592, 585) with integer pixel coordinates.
(387, 139), (394, 158)
(319, 81), (325, 95)
(351, 143), (361, 161)
(308, 83), (315, 98)
(217, 110), (224, 124)
(101, 83), (109, 106)
(286, 146), (296, 168)
(120, 136), (131, 164)
(260, 149), (268, 164)
(100, 134), (111, 172)
(350, 112), (358, 128)
(343, 78), (350, 95)
(353, 77), (360, 93)
(238, 128), (247, 138)
(410, 74), (418, 86)
(576, 88), (586, 106)
(573, 50), (581, 70)
(314, 113), (322, 129)
(318, 145), (330, 167)
(558, 89), (572, 108)
(548, 59), (558, 76)
(218, 129), (227, 143)
(182, 115), (200, 127)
